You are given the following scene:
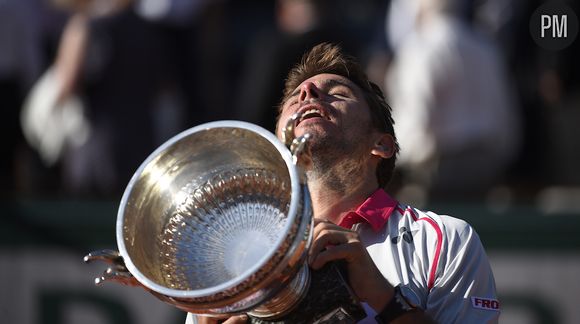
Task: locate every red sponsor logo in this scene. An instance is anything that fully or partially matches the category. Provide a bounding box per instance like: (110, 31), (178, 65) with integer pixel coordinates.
(471, 297), (500, 311)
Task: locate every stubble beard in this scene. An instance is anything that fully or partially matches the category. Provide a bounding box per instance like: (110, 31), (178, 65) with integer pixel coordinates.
(305, 129), (369, 195)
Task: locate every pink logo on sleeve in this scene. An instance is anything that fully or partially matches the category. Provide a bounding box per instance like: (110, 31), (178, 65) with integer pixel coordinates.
(471, 297), (500, 311)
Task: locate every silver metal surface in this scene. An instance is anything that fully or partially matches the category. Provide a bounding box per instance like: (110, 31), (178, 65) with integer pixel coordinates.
(91, 120), (315, 316)
(249, 264), (311, 318)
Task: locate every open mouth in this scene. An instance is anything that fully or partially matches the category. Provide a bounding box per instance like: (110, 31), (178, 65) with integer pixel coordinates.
(297, 107), (330, 125)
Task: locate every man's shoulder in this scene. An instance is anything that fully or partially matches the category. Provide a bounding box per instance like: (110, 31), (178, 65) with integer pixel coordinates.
(392, 205), (478, 244)
(394, 205), (470, 229)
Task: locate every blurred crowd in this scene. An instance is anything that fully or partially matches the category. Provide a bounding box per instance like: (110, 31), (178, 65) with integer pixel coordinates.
(1, 0), (579, 207)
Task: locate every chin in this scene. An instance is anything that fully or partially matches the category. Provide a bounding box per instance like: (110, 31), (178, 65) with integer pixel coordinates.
(296, 121), (333, 136)
(294, 127), (323, 144)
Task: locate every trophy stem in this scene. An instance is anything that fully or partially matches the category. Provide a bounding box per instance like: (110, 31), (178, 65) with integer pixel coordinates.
(248, 264), (311, 319)
(247, 261), (366, 323)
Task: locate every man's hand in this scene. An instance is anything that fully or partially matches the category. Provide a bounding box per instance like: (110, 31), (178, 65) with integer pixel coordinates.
(195, 314), (248, 324)
(308, 218), (394, 312)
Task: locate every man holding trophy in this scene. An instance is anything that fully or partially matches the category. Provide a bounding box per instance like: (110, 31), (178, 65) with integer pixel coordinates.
(84, 42), (498, 323)
(186, 43), (499, 323)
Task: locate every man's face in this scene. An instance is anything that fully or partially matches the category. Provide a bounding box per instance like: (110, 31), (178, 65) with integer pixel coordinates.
(276, 73), (378, 192)
(276, 73), (374, 148)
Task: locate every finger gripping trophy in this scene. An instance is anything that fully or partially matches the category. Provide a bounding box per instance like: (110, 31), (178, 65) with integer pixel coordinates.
(85, 115), (365, 323)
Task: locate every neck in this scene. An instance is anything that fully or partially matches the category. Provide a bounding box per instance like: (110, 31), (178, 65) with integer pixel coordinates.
(306, 168), (379, 224)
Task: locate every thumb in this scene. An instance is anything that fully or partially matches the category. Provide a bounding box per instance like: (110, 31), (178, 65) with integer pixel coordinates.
(223, 314), (249, 324)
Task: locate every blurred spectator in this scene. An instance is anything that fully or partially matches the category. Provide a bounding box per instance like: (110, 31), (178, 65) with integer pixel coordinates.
(473, 0), (580, 193)
(385, 0), (522, 203)
(471, 0), (546, 196)
(385, 0), (474, 52)
(21, 5), (92, 172)
(19, 0), (177, 197)
(0, 0), (44, 197)
(136, 0), (230, 128)
(18, 0), (231, 198)
(539, 38), (580, 186)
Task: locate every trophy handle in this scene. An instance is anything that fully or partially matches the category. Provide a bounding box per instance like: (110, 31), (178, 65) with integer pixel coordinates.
(282, 112), (301, 147)
(290, 134), (311, 165)
(84, 249), (140, 286)
(282, 111), (312, 166)
(84, 250), (217, 313)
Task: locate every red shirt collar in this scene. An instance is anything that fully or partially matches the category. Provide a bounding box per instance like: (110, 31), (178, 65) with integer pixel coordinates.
(337, 188), (398, 232)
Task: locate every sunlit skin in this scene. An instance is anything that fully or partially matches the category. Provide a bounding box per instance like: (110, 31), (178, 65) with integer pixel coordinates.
(277, 74), (376, 152)
(276, 73), (395, 225)
(276, 73), (396, 313)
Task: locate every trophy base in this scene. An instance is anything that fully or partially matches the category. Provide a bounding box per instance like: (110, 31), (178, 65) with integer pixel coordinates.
(249, 262), (366, 324)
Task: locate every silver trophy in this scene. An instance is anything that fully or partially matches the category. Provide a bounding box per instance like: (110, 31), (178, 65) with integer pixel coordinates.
(85, 116), (365, 323)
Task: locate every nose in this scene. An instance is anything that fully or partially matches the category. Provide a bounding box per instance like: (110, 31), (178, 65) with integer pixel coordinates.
(299, 81), (320, 102)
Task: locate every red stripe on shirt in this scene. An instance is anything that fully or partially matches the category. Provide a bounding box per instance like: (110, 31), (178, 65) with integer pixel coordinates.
(409, 209), (442, 290)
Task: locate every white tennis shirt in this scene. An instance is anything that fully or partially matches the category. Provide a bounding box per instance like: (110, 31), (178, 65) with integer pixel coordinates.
(342, 189), (500, 323)
(186, 189), (499, 323)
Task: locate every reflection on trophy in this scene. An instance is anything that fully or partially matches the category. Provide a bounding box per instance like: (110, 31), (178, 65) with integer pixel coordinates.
(85, 115), (366, 323)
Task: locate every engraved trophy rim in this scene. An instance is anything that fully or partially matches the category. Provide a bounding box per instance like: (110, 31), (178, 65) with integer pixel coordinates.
(116, 120), (303, 299)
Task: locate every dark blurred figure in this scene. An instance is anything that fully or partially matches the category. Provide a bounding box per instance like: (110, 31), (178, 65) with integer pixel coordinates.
(0, 0), (44, 197)
(19, 0), (228, 198)
(233, 0), (385, 133)
(540, 40), (580, 187)
(46, 0), (168, 197)
(136, 0), (229, 127)
(474, 0), (580, 198)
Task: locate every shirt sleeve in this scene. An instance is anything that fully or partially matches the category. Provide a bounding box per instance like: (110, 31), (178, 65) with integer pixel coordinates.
(425, 217), (500, 324)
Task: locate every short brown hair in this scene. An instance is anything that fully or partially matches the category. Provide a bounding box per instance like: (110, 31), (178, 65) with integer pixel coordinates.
(279, 42), (399, 188)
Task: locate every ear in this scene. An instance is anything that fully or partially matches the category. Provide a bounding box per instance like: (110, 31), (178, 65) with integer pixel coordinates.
(370, 133), (395, 159)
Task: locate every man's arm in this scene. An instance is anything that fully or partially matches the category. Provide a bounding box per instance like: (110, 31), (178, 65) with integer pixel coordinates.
(422, 217), (499, 323)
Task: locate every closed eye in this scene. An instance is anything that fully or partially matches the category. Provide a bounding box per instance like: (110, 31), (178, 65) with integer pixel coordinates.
(328, 84), (353, 98)
(329, 91), (349, 98)
(286, 94), (299, 106)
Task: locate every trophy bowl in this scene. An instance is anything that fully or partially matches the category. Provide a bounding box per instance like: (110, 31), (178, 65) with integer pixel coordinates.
(115, 121), (313, 317)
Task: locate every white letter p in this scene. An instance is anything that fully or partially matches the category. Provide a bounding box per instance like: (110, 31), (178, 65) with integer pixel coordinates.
(541, 15), (552, 37)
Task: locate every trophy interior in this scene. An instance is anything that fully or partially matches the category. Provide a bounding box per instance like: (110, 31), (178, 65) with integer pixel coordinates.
(118, 125), (295, 297)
